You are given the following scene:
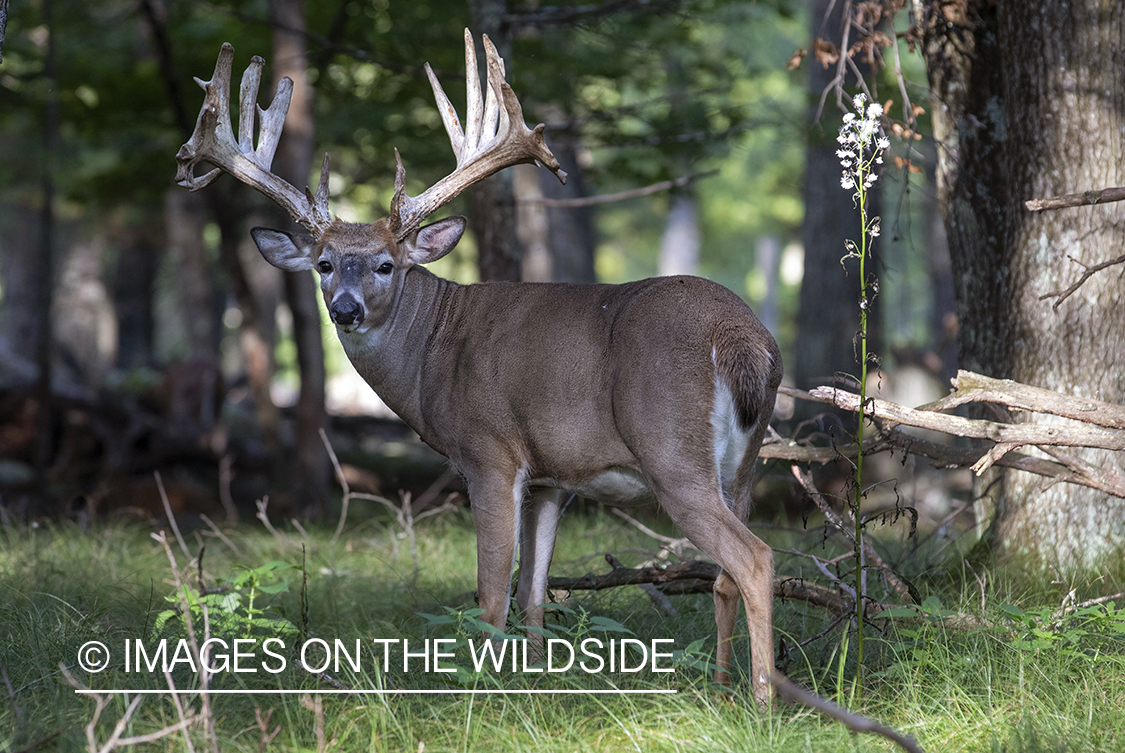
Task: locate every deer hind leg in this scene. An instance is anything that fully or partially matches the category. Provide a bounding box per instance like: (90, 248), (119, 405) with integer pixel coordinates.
(516, 487), (563, 637)
(657, 481), (774, 707)
(466, 467), (528, 633)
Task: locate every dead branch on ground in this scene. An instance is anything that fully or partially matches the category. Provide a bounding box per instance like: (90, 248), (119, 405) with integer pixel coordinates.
(770, 673), (925, 753)
(762, 371), (1125, 500)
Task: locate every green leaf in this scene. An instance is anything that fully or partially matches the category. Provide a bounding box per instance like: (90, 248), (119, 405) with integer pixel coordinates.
(589, 616), (635, 635)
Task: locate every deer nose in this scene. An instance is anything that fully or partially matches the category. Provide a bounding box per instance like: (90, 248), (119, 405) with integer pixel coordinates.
(330, 296), (365, 327)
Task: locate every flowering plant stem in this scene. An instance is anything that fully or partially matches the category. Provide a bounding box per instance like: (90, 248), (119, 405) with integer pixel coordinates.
(837, 94), (887, 702)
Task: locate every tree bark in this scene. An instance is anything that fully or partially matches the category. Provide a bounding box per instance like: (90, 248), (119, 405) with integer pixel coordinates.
(921, 0), (1125, 569)
(270, 0), (329, 518)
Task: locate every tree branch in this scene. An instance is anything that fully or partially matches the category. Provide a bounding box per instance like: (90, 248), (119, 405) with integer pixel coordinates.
(1038, 252), (1125, 311)
(1024, 186), (1125, 212)
(518, 170), (717, 208)
(769, 673), (925, 753)
(507, 0), (685, 31)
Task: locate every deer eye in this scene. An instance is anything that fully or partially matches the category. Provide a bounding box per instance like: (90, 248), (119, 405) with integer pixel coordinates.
(317, 260), (333, 274)
(377, 262), (394, 275)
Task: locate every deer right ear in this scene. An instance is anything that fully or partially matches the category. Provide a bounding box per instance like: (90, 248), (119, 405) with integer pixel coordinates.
(403, 216), (467, 266)
(251, 227), (317, 272)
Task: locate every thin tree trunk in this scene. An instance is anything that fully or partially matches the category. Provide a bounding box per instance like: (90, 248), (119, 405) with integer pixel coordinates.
(112, 218), (162, 370)
(211, 198), (282, 458)
(164, 189), (215, 358)
(542, 132), (597, 283)
(921, 0), (1125, 569)
(658, 192), (701, 277)
(755, 234), (781, 335)
(270, 0), (329, 519)
(469, 0), (523, 282)
(55, 231), (115, 385)
(34, 0), (59, 514)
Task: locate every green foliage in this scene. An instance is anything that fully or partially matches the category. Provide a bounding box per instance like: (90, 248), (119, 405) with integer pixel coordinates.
(5, 522), (1125, 752)
(153, 559), (298, 640)
(999, 602), (1125, 661)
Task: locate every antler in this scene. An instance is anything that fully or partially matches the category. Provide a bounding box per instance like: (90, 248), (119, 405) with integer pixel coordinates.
(175, 43), (334, 237)
(389, 29), (567, 241)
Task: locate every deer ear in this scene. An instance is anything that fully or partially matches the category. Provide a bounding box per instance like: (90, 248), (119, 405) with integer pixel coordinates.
(403, 216), (466, 266)
(251, 227), (317, 271)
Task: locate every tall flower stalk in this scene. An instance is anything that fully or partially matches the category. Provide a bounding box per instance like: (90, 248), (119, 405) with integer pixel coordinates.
(836, 93), (888, 692)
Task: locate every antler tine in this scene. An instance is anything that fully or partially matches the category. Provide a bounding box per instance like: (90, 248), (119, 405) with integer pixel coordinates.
(175, 43), (334, 237)
(389, 29), (567, 242)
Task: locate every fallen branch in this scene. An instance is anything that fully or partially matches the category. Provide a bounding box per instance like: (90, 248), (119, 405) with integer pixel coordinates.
(925, 370), (1125, 430)
(769, 672), (925, 753)
(807, 385), (1125, 474)
(546, 558), (879, 617)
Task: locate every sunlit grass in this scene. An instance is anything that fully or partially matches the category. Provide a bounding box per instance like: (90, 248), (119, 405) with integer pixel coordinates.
(2, 515), (1124, 752)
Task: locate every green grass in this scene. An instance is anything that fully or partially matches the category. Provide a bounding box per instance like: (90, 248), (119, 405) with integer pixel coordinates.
(2, 510), (1124, 753)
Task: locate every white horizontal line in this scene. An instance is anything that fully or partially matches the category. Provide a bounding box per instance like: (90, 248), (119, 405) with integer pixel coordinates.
(76, 688), (676, 695)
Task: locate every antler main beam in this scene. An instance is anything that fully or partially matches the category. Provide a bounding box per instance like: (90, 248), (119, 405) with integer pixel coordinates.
(389, 29), (567, 241)
(175, 43), (334, 237)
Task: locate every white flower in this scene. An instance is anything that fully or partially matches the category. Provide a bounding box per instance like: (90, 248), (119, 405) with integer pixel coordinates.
(866, 102), (884, 119)
(841, 175), (855, 190)
(876, 136), (890, 150)
(842, 112), (856, 124)
(853, 93), (865, 111)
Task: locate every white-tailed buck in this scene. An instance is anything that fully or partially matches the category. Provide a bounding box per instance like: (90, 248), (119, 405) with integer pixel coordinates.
(175, 31), (782, 704)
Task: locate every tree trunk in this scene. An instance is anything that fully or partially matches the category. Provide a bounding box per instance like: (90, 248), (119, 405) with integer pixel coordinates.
(921, 0), (1125, 569)
(270, 0), (329, 518)
(469, 0), (523, 282)
(658, 192), (701, 277)
(164, 189), (215, 359)
(112, 217), (162, 370)
(542, 132), (597, 284)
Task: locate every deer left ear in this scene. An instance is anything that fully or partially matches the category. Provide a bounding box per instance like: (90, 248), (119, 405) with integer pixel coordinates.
(403, 216), (466, 266)
(251, 227), (317, 271)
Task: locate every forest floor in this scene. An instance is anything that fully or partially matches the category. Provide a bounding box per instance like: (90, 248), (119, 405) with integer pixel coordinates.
(2, 506), (1124, 753)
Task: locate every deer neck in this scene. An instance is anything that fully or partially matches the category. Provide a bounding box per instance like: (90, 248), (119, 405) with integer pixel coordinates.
(335, 266), (456, 439)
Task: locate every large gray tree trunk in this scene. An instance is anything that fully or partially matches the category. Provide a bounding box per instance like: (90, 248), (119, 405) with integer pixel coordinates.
(270, 0), (329, 518)
(922, 0), (1125, 569)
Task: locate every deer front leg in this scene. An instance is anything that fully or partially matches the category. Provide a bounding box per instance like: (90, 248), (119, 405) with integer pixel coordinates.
(516, 487), (563, 636)
(467, 470), (527, 633)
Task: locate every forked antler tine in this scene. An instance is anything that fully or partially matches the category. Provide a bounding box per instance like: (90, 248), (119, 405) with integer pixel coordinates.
(390, 29), (568, 242)
(174, 43), (334, 237)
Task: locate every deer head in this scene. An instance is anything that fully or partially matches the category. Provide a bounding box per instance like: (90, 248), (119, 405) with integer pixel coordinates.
(175, 30), (565, 333)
